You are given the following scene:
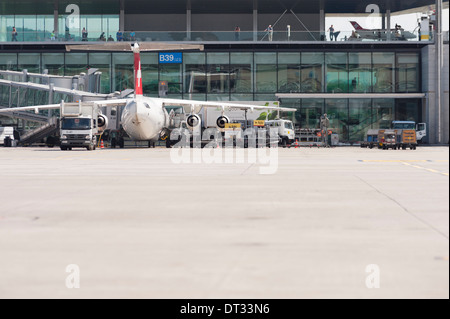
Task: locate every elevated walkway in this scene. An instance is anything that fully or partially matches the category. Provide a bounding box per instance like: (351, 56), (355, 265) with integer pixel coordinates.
(0, 107), (50, 124)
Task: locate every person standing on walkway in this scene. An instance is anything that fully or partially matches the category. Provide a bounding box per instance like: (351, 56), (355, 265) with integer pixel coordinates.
(82, 28), (88, 41)
(265, 25), (274, 41)
(12, 27), (18, 42)
(234, 26), (241, 41)
(328, 25), (335, 41)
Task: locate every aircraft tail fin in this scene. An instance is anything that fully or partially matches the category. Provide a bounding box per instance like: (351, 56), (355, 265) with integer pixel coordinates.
(350, 21), (364, 31)
(132, 43), (143, 96)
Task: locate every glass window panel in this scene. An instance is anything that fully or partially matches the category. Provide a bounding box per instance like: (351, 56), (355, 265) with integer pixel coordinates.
(372, 99), (394, 129)
(89, 53), (111, 93)
(187, 94), (206, 101)
(88, 15), (103, 41)
(396, 53), (420, 93)
(326, 99), (349, 142)
(255, 53), (277, 93)
(42, 53), (64, 76)
(373, 52), (395, 93)
(18, 53), (41, 73)
(348, 53), (372, 93)
(254, 94), (277, 102)
(0, 15), (15, 42)
(230, 53), (253, 93)
(278, 53), (300, 93)
(395, 99), (421, 122)
(301, 53), (324, 93)
(278, 99), (300, 125)
(207, 94), (230, 101)
(160, 64), (182, 96)
(184, 53), (206, 94)
(349, 99), (372, 142)
(0, 53), (17, 71)
(207, 53), (229, 94)
(230, 94), (253, 101)
(65, 53), (88, 76)
(113, 53), (134, 92)
(19, 15), (37, 41)
(326, 52), (348, 93)
(36, 15), (54, 41)
(141, 53), (159, 95)
(299, 99), (324, 129)
(105, 15), (119, 41)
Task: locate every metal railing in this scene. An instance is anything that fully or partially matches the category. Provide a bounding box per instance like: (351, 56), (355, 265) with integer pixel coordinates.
(0, 30), (433, 43)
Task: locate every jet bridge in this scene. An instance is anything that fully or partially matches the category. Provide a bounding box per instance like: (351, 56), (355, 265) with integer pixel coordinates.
(0, 69), (129, 146)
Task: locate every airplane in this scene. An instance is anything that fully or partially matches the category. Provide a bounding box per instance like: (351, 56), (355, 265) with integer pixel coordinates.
(349, 21), (416, 41)
(0, 42), (295, 145)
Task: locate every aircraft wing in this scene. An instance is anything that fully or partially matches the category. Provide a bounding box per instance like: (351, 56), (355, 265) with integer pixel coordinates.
(0, 104), (62, 114)
(159, 98), (296, 114)
(0, 99), (128, 114)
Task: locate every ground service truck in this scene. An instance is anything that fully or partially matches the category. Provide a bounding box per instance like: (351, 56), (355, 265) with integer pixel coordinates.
(363, 121), (425, 150)
(59, 102), (108, 151)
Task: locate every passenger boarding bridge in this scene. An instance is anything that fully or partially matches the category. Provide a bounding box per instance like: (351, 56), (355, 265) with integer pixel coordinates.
(0, 69), (130, 145)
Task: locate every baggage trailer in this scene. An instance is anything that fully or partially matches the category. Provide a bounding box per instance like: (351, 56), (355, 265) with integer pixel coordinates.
(395, 129), (417, 150)
(361, 129), (379, 149)
(379, 130), (397, 150)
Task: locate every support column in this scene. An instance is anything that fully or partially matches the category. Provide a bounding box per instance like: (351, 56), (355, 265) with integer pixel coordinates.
(187, 0), (191, 41)
(54, 0), (59, 37)
(386, 10), (391, 41)
(436, 0), (443, 143)
(253, 0), (258, 41)
(320, 0), (325, 41)
(119, 0), (125, 32)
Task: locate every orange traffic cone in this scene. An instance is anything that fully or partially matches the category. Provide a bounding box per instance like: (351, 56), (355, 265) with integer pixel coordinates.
(100, 140), (105, 149)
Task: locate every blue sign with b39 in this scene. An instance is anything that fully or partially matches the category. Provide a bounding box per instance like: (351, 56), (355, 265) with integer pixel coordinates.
(159, 52), (183, 64)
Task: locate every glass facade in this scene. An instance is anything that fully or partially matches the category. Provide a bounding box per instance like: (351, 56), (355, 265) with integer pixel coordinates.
(0, 1), (119, 42)
(0, 50), (423, 142)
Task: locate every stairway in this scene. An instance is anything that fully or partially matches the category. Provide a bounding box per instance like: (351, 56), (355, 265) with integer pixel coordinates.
(20, 117), (59, 146)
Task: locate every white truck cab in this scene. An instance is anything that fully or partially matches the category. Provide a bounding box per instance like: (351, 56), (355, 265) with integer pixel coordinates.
(416, 123), (427, 144)
(0, 127), (14, 146)
(265, 119), (295, 146)
(59, 102), (106, 151)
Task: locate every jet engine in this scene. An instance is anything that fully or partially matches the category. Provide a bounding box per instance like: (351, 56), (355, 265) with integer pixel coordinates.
(186, 114), (201, 129)
(216, 115), (230, 129)
(98, 114), (109, 132)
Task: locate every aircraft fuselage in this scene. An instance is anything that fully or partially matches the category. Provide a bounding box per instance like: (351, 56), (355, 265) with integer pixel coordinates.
(121, 97), (169, 141)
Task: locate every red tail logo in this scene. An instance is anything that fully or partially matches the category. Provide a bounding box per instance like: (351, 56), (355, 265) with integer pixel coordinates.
(350, 21), (364, 31)
(132, 43), (143, 96)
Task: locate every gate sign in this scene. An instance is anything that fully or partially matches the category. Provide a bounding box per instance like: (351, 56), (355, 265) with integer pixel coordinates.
(159, 52), (183, 64)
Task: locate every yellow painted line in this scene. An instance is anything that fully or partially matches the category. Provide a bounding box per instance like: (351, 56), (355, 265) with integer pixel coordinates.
(402, 162), (449, 177)
(362, 160), (428, 163)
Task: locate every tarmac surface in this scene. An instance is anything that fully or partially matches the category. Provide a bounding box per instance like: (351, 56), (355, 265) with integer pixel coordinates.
(0, 146), (448, 299)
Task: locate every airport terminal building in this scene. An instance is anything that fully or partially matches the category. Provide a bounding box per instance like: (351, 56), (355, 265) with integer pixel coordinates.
(0, 0), (448, 144)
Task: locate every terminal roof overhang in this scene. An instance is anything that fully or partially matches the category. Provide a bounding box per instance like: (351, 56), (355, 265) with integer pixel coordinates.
(4, 0), (448, 14)
(125, 0), (447, 14)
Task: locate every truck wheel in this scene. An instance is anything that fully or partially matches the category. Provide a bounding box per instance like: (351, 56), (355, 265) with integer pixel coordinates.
(61, 147), (67, 151)
(282, 138), (287, 148)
